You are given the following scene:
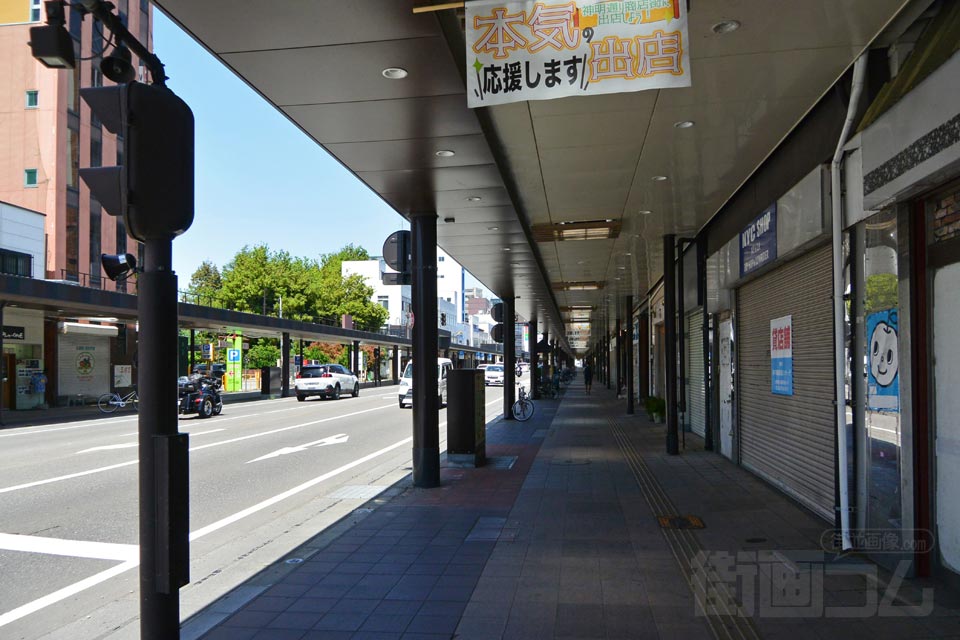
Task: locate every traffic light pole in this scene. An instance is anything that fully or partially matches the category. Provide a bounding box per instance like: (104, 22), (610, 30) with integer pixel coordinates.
(138, 237), (189, 639)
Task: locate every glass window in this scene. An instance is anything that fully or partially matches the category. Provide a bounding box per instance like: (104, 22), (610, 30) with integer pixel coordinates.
(25, 90), (38, 108)
(854, 208), (902, 534)
(438, 256), (445, 262)
(90, 132), (102, 168)
(116, 218), (128, 292)
(90, 198), (102, 287)
(377, 295), (389, 311)
(66, 198), (79, 280)
(24, 169), (38, 187)
(31, 0), (42, 22)
(67, 126), (79, 187)
(0, 249), (33, 277)
(69, 4), (82, 40)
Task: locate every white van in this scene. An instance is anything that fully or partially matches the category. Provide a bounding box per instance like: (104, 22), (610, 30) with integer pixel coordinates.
(398, 357), (453, 408)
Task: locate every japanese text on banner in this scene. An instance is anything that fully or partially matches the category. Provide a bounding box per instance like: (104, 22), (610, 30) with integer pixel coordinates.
(466, 0), (691, 107)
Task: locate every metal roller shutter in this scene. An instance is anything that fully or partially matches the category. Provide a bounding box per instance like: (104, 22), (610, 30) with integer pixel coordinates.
(737, 244), (835, 521)
(685, 309), (705, 437)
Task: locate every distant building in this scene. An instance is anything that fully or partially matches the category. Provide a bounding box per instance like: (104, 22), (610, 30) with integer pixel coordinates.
(466, 296), (491, 316)
(0, 0), (153, 289)
(341, 257), (410, 329)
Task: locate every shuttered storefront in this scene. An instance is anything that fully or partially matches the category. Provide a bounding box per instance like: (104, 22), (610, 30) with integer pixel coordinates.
(685, 309), (705, 437)
(737, 244), (835, 521)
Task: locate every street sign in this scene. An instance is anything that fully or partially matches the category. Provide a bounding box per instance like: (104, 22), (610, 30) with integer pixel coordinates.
(227, 348), (241, 363)
(201, 343), (211, 358)
(383, 230), (411, 274)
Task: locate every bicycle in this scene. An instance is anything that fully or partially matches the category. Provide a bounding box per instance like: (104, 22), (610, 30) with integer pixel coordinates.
(539, 376), (557, 399)
(97, 389), (139, 413)
(512, 385), (534, 421)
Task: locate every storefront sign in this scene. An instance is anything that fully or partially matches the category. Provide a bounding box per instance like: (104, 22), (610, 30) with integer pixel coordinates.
(2, 326), (25, 340)
(770, 315), (793, 396)
(466, 0), (691, 108)
(866, 309), (899, 411)
(740, 203), (778, 276)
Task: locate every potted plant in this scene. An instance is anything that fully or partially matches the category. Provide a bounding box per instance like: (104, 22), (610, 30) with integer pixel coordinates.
(644, 396), (666, 423)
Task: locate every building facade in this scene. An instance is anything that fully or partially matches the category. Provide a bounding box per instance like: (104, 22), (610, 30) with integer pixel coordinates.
(0, 0), (151, 289)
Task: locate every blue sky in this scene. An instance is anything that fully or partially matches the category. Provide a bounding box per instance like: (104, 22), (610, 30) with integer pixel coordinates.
(152, 11), (409, 281)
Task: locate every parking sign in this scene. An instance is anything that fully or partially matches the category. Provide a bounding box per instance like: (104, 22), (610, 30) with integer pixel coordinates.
(227, 348), (241, 363)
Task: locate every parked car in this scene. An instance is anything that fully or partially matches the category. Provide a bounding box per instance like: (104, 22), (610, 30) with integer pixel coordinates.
(295, 364), (359, 401)
(484, 364), (505, 386)
(398, 358), (453, 408)
(477, 364), (490, 370)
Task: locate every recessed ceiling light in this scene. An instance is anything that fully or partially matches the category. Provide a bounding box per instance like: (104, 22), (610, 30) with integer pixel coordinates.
(577, 260), (585, 265)
(625, 252), (631, 256)
(674, 120), (695, 129)
(487, 226), (499, 231)
(502, 247), (511, 251)
(712, 20), (741, 34)
(637, 209), (652, 215)
(652, 176), (668, 182)
(435, 149), (455, 157)
(511, 262), (521, 266)
(381, 67), (408, 79)
(618, 266), (626, 270)
(466, 196), (482, 202)
(443, 216), (455, 223)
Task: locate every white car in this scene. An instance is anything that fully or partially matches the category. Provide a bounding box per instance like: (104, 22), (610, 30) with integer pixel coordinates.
(295, 364), (359, 401)
(398, 358), (452, 408)
(484, 364), (505, 386)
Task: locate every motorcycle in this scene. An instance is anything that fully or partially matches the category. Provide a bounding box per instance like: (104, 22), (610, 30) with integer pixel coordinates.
(178, 374), (223, 418)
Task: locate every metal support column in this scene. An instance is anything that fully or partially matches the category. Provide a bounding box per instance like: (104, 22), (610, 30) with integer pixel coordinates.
(530, 317), (539, 400)
(138, 238), (189, 639)
(281, 332), (290, 398)
(626, 295), (634, 414)
(189, 329), (195, 376)
(298, 338), (303, 369)
(605, 334), (611, 390)
(392, 345), (399, 384)
(615, 318), (622, 395)
(664, 234), (679, 455)
(504, 296), (516, 420)
(410, 211), (439, 487)
(352, 339), (360, 376)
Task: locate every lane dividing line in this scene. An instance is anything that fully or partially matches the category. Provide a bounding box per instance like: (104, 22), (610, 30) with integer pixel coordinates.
(0, 394), (506, 628)
(76, 429), (226, 454)
(0, 405), (394, 494)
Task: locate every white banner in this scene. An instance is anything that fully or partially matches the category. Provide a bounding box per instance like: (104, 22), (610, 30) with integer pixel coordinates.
(466, 0), (691, 108)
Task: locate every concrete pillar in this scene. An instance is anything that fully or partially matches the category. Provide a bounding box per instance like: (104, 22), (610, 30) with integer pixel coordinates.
(281, 331), (290, 398)
(664, 234), (679, 455)
(530, 317), (539, 400)
(626, 295), (634, 415)
(504, 296), (516, 420)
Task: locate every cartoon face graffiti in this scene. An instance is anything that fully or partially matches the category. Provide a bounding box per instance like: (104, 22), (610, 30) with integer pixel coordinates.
(870, 321), (898, 387)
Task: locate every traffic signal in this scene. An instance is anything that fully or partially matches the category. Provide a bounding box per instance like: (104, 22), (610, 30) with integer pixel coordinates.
(491, 302), (504, 343)
(440, 312), (447, 327)
(80, 81), (194, 242)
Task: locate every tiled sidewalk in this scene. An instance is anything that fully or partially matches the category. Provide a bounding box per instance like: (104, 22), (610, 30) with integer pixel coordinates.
(186, 381), (960, 640)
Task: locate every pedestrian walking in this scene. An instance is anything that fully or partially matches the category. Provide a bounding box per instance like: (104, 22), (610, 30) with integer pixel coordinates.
(583, 363), (593, 395)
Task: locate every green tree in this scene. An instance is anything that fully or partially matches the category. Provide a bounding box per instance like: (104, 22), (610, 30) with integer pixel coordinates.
(245, 339), (281, 369)
(187, 260), (222, 305)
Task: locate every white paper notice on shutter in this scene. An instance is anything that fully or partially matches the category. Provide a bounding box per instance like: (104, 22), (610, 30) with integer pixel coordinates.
(466, 0), (691, 108)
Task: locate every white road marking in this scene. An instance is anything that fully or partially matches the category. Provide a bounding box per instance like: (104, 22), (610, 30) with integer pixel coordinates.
(0, 559), (138, 628)
(76, 429), (227, 454)
(189, 404), (392, 453)
(0, 394), (507, 627)
(0, 404), (394, 494)
(0, 533), (136, 562)
(189, 436), (413, 541)
(0, 417), (138, 438)
(247, 434), (349, 463)
(0, 460), (139, 494)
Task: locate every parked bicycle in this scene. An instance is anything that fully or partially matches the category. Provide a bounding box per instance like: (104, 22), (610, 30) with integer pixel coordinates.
(512, 385), (534, 421)
(97, 388), (139, 413)
(539, 375), (558, 399)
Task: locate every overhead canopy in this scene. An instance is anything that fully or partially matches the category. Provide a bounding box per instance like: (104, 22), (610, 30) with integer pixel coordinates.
(154, 0), (914, 355)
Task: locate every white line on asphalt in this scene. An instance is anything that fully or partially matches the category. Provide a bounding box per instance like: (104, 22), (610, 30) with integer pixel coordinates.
(76, 429), (227, 454)
(0, 405), (394, 494)
(0, 533), (137, 561)
(0, 393), (506, 627)
(188, 404), (393, 453)
(0, 417), (138, 438)
(0, 460), (139, 494)
(0, 560), (138, 628)
(189, 435), (414, 541)
(247, 434), (349, 463)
